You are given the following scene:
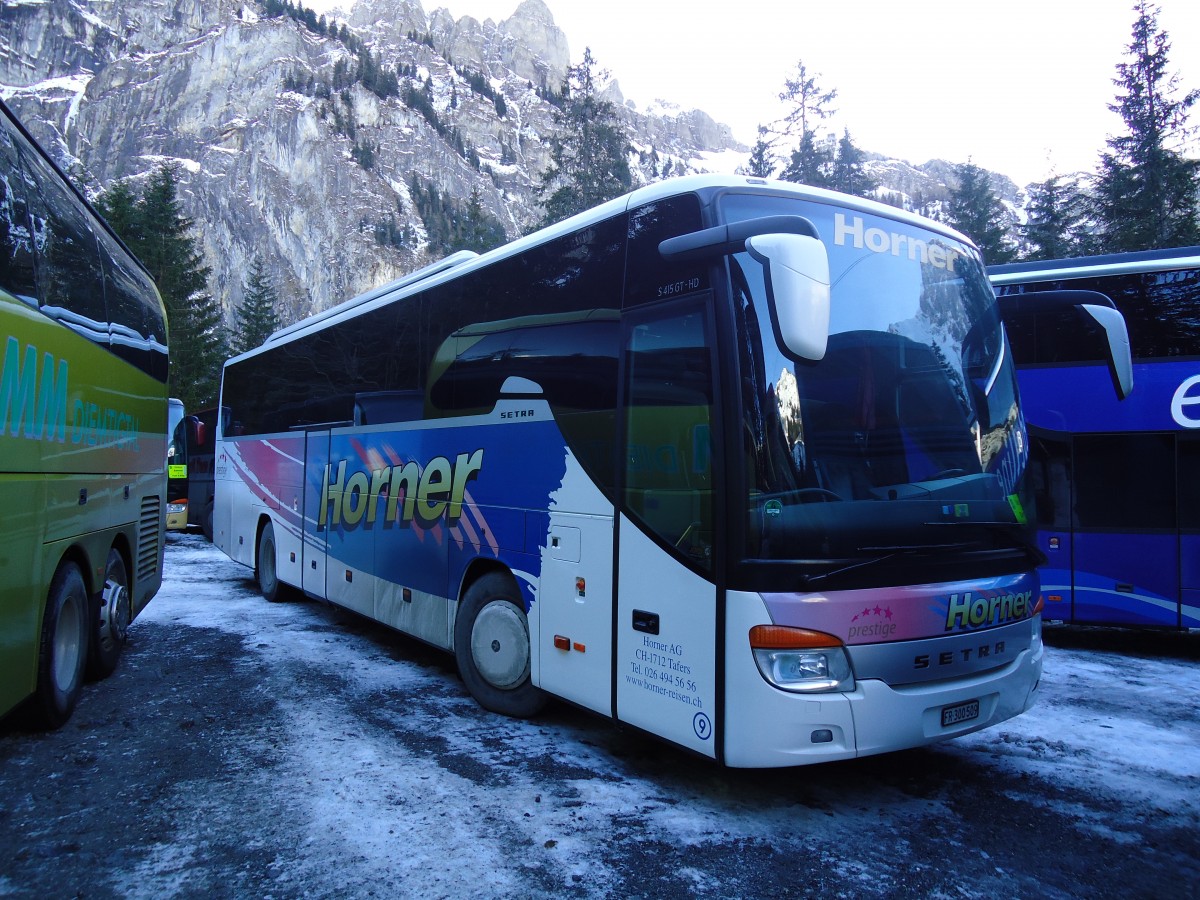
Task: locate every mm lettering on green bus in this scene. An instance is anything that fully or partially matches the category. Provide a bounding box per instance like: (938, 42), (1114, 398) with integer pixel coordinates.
(1, 336), (68, 442)
(319, 449), (484, 529)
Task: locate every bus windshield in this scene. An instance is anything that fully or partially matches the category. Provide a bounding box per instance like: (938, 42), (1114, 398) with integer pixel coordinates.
(723, 194), (1035, 580)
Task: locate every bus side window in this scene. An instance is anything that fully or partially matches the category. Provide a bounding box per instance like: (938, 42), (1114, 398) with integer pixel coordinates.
(1029, 432), (1071, 529)
(96, 225), (168, 382)
(998, 289), (1107, 365)
(1072, 434), (1175, 530)
(0, 120), (38, 305)
(1178, 437), (1200, 533)
(15, 139), (109, 335)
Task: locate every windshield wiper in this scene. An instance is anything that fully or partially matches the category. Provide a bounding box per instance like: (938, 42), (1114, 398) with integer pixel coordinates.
(802, 542), (979, 586)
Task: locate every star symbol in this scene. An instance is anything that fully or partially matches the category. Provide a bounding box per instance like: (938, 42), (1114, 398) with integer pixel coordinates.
(873, 605), (883, 616)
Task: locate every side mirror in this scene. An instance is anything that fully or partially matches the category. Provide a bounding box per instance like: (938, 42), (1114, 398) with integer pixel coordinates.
(997, 290), (1133, 400)
(1081, 303), (1133, 400)
(659, 215), (830, 362)
(746, 233), (830, 361)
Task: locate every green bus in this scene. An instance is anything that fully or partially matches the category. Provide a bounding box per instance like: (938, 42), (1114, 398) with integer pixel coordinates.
(1, 99), (169, 728)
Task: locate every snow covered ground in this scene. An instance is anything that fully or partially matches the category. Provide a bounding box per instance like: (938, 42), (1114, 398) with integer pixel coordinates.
(1, 534), (1197, 898)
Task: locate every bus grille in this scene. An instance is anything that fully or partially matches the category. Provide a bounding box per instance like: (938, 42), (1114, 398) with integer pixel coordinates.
(138, 495), (161, 581)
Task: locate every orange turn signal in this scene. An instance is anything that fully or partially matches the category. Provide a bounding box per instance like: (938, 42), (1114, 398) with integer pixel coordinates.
(749, 625), (843, 650)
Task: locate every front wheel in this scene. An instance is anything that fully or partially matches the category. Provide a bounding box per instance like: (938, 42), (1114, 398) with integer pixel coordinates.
(32, 562), (90, 729)
(87, 549), (131, 680)
(454, 572), (546, 718)
(257, 521), (282, 602)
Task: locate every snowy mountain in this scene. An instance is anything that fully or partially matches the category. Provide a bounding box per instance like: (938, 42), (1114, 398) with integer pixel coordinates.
(0, 0), (1020, 325)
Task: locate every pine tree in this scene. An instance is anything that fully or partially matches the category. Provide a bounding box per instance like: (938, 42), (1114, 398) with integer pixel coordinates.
(778, 60), (838, 143)
(945, 162), (1017, 263)
(132, 166), (227, 409)
(1091, 0), (1200, 251)
(94, 180), (141, 244)
(781, 132), (834, 188)
(234, 255), (280, 354)
(1021, 175), (1089, 260)
(830, 129), (877, 199)
(776, 61), (838, 189)
(535, 48), (632, 227)
(739, 126), (776, 178)
(453, 188), (506, 254)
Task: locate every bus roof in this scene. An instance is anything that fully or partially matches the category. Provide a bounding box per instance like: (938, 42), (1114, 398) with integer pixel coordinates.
(988, 245), (1200, 284)
(231, 174), (977, 367)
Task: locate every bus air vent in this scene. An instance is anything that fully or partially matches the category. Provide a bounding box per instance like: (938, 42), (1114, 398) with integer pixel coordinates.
(138, 495), (161, 581)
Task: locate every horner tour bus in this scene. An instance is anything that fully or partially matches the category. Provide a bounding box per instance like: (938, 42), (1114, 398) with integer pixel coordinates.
(1, 99), (169, 728)
(991, 247), (1198, 629)
(215, 175), (1129, 767)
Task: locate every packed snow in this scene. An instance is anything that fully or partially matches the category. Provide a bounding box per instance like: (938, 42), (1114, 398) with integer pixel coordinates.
(3, 535), (1196, 897)
(126, 536), (1200, 896)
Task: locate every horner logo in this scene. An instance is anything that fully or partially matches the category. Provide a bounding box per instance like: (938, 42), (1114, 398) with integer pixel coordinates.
(945, 591), (1032, 631)
(834, 213), (967, 273)
(319, 449), (484, 529)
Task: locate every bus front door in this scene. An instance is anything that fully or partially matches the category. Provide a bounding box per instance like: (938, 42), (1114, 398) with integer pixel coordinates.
(614, 300), (720, 759)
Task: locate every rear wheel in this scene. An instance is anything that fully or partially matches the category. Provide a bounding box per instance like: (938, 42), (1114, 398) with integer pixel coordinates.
(32, 562), (90, 729)
(454, 572), (546, 718)
(257, 521), (282, 602)
(87, 549), (130, 680)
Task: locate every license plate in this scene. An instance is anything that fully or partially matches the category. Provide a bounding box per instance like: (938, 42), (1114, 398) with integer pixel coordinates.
(941, 699), (980, 728)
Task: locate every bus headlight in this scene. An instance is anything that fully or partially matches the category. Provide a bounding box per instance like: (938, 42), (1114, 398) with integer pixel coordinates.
(168, 502), (187, 515)
(749, 625), (855, 693)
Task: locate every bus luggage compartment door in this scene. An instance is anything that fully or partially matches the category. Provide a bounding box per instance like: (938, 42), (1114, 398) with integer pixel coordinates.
(302, 429), (331, 600)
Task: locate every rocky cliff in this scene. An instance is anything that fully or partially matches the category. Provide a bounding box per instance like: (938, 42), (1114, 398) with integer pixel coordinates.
(1, 0), (750, 322)
(1, 0), (1019, 326)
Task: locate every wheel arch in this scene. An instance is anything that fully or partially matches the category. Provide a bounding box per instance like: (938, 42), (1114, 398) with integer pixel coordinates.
(107, 531), (134, 594)
(53, 544), (96, 597)
(254, 513), (274, 572)
(456, 557), (518, 611)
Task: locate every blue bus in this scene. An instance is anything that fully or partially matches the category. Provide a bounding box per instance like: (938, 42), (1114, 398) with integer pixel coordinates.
(991, 246), (1200, 629)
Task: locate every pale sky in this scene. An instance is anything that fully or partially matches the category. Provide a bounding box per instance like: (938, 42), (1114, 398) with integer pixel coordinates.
(311, 0), (1200, 187)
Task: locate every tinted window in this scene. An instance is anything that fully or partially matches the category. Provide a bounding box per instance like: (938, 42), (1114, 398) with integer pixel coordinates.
(998, 267), (1200, 361)
(16, 139), (109, 337)
(223, 297), (423, 435)
(1028, 431), (1071, 529)
(1178, 436), (1200, 533)
(0, 116), (38, 304)
(1001, 301), (1110, 366)
(624, 300), (716, 570)
(1073, 434), (1175, 530)
(425, 213), (626, 411)
(96, 225), (168, 381)
(424, 215), (625, 494)
(624, 194), (706, 307)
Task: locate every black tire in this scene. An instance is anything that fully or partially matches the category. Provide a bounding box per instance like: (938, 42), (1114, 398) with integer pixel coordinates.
(202, 502), (214, 542)
(454, 572), (546, 718)
(87, 549), (130, 680)
(257, 520), (282, 602)
(32, 562), (90, 729)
